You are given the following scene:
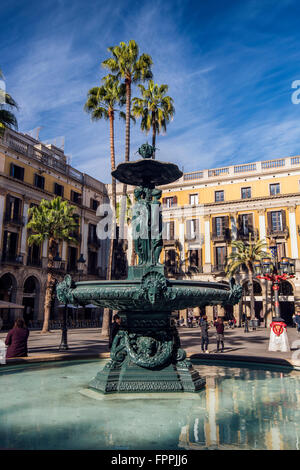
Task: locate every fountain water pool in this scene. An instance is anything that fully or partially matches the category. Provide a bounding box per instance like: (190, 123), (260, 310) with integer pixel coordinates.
(1, 358), (300, 450)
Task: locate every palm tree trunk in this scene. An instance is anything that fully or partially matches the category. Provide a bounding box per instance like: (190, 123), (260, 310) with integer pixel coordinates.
(249, 268), (255, 321)
(102, 110), (117, 339)
(42, 239), (56, 334)
(125, 76), (131, 164)
(118, 76), (131, 273)
(121, 76), (131, 199)
(152, 118), (156, 159)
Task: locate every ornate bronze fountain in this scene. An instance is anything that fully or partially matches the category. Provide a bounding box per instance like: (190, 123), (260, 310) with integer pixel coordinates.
(57, 144), (242, 393)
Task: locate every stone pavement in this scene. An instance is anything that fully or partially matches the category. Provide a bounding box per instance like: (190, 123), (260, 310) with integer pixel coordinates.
(1, 324), (300, 367)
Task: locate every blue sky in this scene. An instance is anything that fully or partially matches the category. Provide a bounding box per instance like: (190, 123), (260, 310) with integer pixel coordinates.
(2, 0), (300, 182)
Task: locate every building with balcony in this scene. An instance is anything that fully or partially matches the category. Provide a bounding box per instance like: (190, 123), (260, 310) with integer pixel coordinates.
(0, 129), (109, 329)
(112, 154), (300, 326)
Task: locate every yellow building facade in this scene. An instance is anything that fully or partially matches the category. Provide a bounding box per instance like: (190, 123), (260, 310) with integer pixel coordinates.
(114, 156), (300, 326)
(0, 128), (108, 329)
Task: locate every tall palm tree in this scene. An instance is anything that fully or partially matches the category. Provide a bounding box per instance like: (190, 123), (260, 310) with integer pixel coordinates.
(102, 40), (153, 194)
(84, 76), (126, 337)
(0, 68), (18, 135)
(132, 80), (175, 158)
(225, 236), (269, 320)
(27, 197), (79, 333)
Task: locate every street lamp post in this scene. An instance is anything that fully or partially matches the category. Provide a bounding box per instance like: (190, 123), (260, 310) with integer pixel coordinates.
(77, 253), (86, 281)
(254, 252), (295, 352)
(254, 257), (295, 321)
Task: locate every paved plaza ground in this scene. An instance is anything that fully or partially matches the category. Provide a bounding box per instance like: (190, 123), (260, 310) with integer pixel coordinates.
(1, 324), (300, 368)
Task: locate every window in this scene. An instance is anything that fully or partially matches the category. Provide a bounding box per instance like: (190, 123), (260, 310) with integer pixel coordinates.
(54, 183), (64, 197)
(2, 231), (18, 261)
(67, 246), (78, 271)
(189, 194), (199, 205)
(88, 251), (98, 275)
(271, 211), (283, 231)
(215, 217), (224, 236)
(239, 213), (253, 236)
(90, 198), (99, 211)
(215, 190), (224, 202)
(186, 219), (198, 240)
(164, 221), (175, 240)
(165, 249), (176, 268)
(241, 187), (251, 199)
(163, 196), (177, 208)
(212, 216), (229, 239)
(27, 244), (41, 266)
(5, 195), (22, 223)
(188, 249), (202, 268)
(215, 246), (226, 267)
(88, 224), (98, 244)
(270, 183), (280, 196)
(70, 190), (81, 204)
(10, 164), (24, 181)
(34, 174), (45, 190)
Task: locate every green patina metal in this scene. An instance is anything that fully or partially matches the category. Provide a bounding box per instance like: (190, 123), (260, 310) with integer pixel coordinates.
(57, 144), (242, 394)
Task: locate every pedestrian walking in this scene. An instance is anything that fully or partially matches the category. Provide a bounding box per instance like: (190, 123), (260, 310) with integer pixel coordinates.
(109, 313), (121, 349)
(214, 317), (225, 352)
(293, 312), (300, 334)
(5, 318), (29, 358)
(200, 315), (209, 353)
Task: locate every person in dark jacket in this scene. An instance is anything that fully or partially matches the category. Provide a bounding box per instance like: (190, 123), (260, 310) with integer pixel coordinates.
(109, 314), (121, 349)
(200, 315), (209, 353)
(214, 317), (225, 352)
(5, 318), (29, 358)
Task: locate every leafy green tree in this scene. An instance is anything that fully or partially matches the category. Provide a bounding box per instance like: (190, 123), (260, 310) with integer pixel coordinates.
(84, 76), (126, 337)
(0, 68), (18, 135)
(27, 197), (79, 333)
(225, 236), (268, 320)
(132, 80), (175, 158)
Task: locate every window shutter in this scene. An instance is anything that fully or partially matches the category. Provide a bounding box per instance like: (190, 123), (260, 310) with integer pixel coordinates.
(212, 217), (217, 236)
(173, 196), (177, 206)
(186, 220), (191, 240)
(162, 198), (166, 206)
(281, 210), (286, 228)
(267, 212), (272, 230)
(238, 214), (242, 230)
(10, 164), (14, 177)
(214, 246), (218, 266)
(170, 221), (175, 240)
(248, 214), (254, 231)
(198, 248), (202, 267)
(195, 219), (199, 240)
(224, 216), (229, 229)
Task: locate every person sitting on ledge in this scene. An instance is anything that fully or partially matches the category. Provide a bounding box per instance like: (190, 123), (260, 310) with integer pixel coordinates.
(5, 318), (29, 358)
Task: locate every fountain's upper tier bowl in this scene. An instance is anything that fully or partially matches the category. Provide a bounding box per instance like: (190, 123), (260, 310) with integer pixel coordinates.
(111, 158), (183, 187)
(57, 277), (241, 312)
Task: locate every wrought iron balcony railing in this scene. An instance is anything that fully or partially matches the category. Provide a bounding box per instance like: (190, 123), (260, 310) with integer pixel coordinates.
(211, 263), (227, 273)
(88, 236), (101, 247)
(267, 227), (289, 239)
(27, 258), (42, 268)
(237, 228), (259, 240)
(4, 214), (25, 226)
(211, 228), (231, 242)
(1, 253), (24, 265)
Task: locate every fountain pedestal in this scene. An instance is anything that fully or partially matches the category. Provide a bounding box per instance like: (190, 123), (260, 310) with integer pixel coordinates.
(57, 144), (242, 394)
(89, 308), (205, 393)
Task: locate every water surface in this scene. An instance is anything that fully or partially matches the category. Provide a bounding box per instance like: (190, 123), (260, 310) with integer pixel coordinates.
(0, 359), (299, 450)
